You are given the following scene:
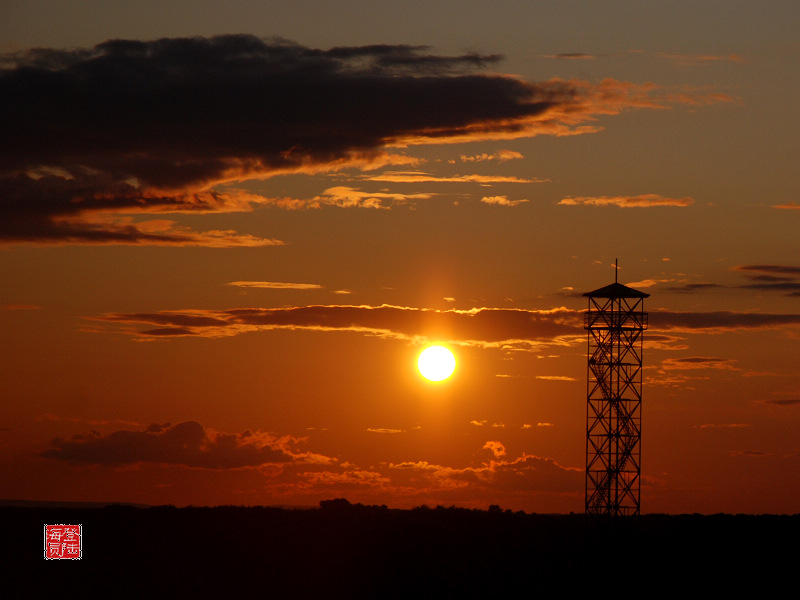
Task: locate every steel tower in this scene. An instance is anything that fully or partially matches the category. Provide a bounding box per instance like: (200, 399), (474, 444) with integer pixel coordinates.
(583, 272), (648, 516)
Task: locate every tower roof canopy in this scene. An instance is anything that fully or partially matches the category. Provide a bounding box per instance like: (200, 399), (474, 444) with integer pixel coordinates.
(583, 282), (650, 298)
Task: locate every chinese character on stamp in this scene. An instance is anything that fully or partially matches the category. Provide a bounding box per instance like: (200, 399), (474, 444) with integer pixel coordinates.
(44, 524), (82, 560)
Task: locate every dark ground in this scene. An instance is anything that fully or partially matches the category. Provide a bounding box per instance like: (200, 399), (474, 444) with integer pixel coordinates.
(4, 500), (797, 597)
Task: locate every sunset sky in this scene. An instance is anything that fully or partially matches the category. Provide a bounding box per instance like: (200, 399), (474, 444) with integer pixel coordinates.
(2, 1), (799, 514)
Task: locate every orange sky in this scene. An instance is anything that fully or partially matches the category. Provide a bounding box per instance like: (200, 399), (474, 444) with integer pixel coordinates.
(1, 1), (799, 514)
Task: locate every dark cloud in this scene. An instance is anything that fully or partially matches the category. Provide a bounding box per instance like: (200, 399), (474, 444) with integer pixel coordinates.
(2, 36), (533, 186)
(731, 265), (800, 296)
(660, 265), (800, 297)
(544, 53), (597, 60)
(0, 36), (547, 244)
(662, 282), (727, 293)
(734, 265), (800, 276)
(651, 310), (800, 331)
(740, 282), (800, 296)
(660, 356), (737, 370)
(98, 304), (583, 348)
(42, 421), (294, 468)
(1, 35), (728, 245)
(95, 303), (800, 346)
(762, 398), (800, 407)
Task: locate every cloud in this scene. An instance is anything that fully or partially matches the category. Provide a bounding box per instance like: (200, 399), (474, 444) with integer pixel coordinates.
(1, 35), (728, 245)
(729, 450), (772, 458)
(41, 421), (302, 468)
(299, 469), (390, 487)
(657, 52), (747, 66)
(459, 150), (524, 162)
(732, 265), (800, 296)
(367, 428), (404, 434)
(651, 310), (800, 331)
(390, 453), (582, 494)
(734, 265), (800, 277)
(480, 195), (529, 207)
(624, 278), (674, 288)
(363, 172), (539, 184)
(0, 171), (284, 246)
(663, 283), (727, 294)
(558, 194), (694, 207)
(96, 304), (584, 349)
(93, 304), (800, 347)
(762, 398), (800, 407)
(266, 186), (436, 209)
(659, 266), (800, 297)
(535, 375), (577, 381)
(228, 281), (323, 290)
(483, 441), (506, 458)
(308, 186), (433, 209)
(544, 53), (598, 60)
(660, 357), (738, 371)
(771, 202), (800, 210)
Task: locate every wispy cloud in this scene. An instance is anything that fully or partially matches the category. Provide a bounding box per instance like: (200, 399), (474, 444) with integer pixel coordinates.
(732, 265), (800, 296)
(95, 304), (583, 349)
(558, 194), (694, 207)
(651, 310), (800, 331)
(657, 52), (747, 66)
(480, 195), (529, 207)
(227, 281), (323, 290)
(93, 304), (800, 345)
(543, 53), (598, 60)
(363, 171), (539, 184)
(762, 398), (800, 407)
(660, 357), (738, 371)
(659, 265), (800, 297)
(733, 265), (800, 277)
(459, 150), (524, 162)
(293, 186), (435, 209)
(663, 282), (727, 294)
(729, 450), (772, 458)
(623, 278), (673, 288)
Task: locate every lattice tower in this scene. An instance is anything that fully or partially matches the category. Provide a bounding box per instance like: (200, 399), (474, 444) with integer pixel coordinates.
(583, 278), (648, 516)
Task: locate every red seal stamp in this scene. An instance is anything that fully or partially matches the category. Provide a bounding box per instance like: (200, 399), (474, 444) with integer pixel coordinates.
(44, 524), (82, 560)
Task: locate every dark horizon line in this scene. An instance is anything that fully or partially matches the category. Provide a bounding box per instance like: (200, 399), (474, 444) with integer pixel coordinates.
(2, 498), (797, 517)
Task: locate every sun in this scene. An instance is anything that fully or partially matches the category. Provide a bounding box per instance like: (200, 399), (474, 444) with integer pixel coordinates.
(417, 345), (456, 381)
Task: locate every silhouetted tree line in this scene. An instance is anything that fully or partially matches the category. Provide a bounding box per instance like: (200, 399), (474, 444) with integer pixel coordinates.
(4, 500), (797, 597)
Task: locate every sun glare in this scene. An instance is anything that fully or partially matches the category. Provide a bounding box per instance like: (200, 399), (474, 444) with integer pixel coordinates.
(417, 345), (456, 382)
